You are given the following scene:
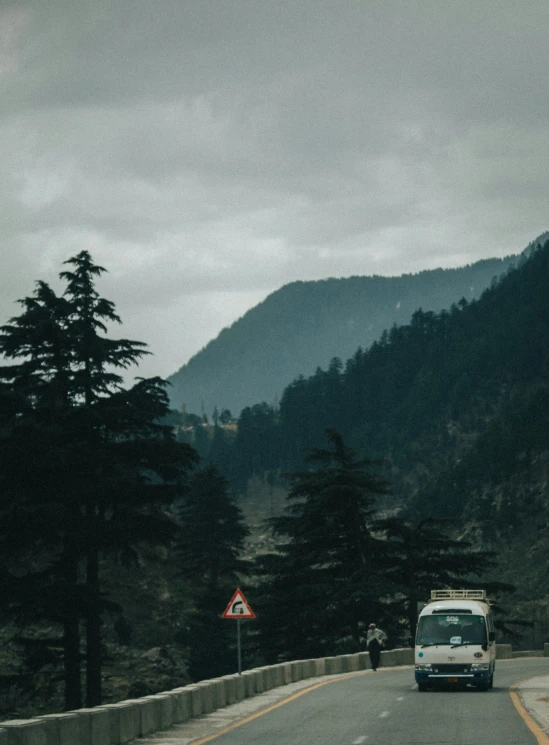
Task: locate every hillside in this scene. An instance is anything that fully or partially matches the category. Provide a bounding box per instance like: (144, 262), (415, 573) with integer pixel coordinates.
(178, 233), (549, 528)
(167, 255), (521, 416)
(225, 235), (549, 610)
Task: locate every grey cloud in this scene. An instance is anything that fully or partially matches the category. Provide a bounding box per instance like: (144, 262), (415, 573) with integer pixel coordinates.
(1, 0), (548, 380)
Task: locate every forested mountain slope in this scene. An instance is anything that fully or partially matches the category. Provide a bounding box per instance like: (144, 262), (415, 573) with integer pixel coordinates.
(167, 254), (521, 416)
(230, 235), (549, 540)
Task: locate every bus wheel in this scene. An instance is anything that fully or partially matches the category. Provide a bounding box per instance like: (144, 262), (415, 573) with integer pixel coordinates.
(418, 683), (428, 692)
(489, 674), (494, 689)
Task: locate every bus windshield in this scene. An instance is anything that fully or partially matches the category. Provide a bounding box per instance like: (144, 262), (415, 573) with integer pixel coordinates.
(416, 614), (487, 646)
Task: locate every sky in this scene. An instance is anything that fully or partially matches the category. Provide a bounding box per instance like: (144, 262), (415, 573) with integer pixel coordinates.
(1, 0), (548, 383)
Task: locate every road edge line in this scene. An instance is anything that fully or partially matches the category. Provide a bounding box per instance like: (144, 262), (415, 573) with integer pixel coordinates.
(510, 681), (549, 745)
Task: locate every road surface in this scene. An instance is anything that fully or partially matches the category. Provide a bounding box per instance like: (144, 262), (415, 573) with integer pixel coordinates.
(140, 657), (549, 745)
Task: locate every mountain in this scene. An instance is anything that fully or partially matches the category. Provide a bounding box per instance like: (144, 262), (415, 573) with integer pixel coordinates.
(167, 253), (525, 417)
(231, 233), (549, 528)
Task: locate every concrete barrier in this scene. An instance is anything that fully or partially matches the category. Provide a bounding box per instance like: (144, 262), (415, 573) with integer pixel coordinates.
(340, 653), (360, 672)
(107, 701), (142, 744)
(134, 700), (158, 737)
(496, 644), (513, 659)
(314, 658), (326, 676)
(3, 645), (511, 744)
(221, 675), (237, 704)
(0, 719), (47, 745)
(282, 662), (293, 684)
(74, 707), (111, 745)
(269, 664), (285, 688)
(157, 689), (192, 725)
(235, 674), (246, 701)
(324, 656), (342, 675)
(241, 670), (256, 698)
(290, 660), (304, 681)
(185, 685), (204, 717)
(36, 713), (79, 745)
(206, 679), (227, 710)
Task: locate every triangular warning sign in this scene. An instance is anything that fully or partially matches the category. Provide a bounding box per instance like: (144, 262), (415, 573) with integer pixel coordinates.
(222, 588), (256, 619)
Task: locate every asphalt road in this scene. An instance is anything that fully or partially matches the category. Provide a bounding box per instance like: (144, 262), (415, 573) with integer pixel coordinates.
(142, 658), (549, 745)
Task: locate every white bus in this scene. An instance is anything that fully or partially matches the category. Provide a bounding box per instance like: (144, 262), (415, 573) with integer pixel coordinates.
(414, 589), (496, 691)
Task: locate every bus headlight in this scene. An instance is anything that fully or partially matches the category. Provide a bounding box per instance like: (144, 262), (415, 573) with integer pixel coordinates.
(471, 662), (490, 670)
(415, 664), (432, 671)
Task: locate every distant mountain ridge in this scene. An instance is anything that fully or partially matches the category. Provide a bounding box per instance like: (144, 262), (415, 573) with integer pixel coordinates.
(166, 242), (546, 417)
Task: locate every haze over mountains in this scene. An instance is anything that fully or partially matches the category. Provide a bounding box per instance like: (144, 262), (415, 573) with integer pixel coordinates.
(166, 245), (542, 417)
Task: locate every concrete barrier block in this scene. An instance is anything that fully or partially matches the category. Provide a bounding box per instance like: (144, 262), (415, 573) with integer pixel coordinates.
(380, 650), (397, 667)
(185, 685), (204, 717)
(392, 648), (413, 665)
(240, 671), (256, 698)
(158, 694), (174, 729)
(0, 719), (48, 745)
(282, 663), (292, 685)
(161, 689), (195, 725)
(259, 667), (273, 690)
(74, 707), (111, 745)
(269, 664), (285, 687)
(195, 682), (216, 714)
(301, 660), (316, 678)
(358, 652), (369, 669)
(105, 701), (141, 744)
(314, 658), (326, 676)
(496, 644), (513, 659)
(134, 700), (157, 737)
(234, 674), (246, 701)
(207, 679), (227, 709)
(324, 656), (342, 675)
(340, 654), (359, 673)
(253, 669), (264, 694)
(37, 713), (79, 745)
(290, 661), (303, 682)
(167, 688), (192, 723)
(221, 675), (237, 704)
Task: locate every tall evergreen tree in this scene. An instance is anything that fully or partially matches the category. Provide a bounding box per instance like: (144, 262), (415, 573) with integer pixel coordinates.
(0, 252), (198, 708)
(173, 464), (249, 679)
(377, 517), (511, 639)
(254, 430), (389, 661)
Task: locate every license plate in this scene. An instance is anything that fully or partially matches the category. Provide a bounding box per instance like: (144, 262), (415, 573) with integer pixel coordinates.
(447, 677), (458, 683)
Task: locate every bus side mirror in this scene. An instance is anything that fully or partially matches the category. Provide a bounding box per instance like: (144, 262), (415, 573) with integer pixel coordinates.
(489, 631), (496, 642)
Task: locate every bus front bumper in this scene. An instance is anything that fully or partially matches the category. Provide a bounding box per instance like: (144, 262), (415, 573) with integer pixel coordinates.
(415, 667), (491, 686)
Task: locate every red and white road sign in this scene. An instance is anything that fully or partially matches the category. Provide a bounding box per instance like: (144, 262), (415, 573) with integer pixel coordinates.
(222, 588), (256, 619)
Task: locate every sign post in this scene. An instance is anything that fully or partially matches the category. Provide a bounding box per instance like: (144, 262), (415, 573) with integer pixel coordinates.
(222, 588), (256, 674)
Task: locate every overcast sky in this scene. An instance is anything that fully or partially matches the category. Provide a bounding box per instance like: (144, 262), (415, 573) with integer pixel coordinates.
(1, 0), (548, 382)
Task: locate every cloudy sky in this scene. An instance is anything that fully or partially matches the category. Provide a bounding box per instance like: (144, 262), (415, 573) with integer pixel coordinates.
(1, 0), (548, 382)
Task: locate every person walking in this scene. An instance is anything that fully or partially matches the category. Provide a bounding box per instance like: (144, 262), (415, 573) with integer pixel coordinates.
(366, 622), (387, 671)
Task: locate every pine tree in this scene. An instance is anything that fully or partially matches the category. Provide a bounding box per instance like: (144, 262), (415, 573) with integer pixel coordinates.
(254, 429), (389, 661)
(377, 517), (511, 639)
(173, 464), (249, 679)
(0, 252), (199, 708)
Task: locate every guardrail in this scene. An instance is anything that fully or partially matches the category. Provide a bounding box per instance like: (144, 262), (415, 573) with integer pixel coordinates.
(0, 645), (515, 744)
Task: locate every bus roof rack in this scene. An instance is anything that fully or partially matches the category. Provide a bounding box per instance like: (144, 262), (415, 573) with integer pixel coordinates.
(431, 589), (486, 601)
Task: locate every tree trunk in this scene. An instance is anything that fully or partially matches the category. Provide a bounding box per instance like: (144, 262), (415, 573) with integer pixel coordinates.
(63, 612), (82, 710)
(62, 541), (82, 711)
(86, 542), (102, 707)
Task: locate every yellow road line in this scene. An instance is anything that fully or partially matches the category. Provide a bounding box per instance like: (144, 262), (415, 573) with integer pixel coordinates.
(510, 681), (549, 745)
(192, 672), (366, 745)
